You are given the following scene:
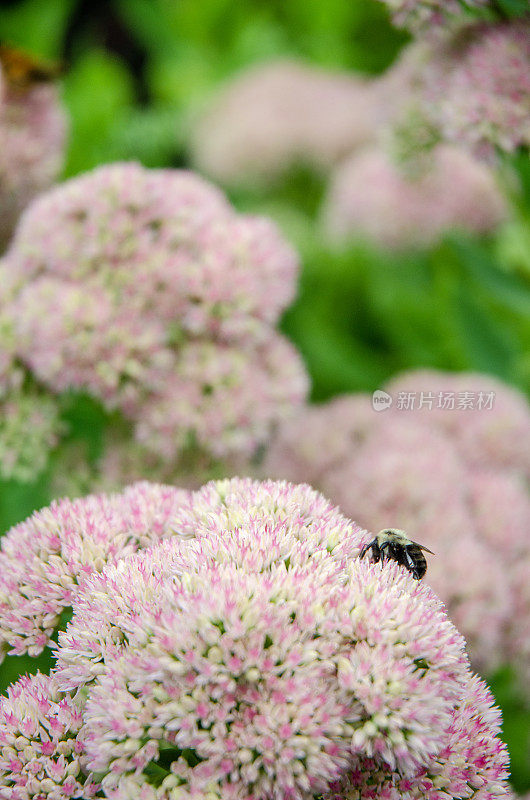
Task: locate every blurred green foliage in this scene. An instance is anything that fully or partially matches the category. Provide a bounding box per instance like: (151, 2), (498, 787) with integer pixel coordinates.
(0, 0), (529, 788)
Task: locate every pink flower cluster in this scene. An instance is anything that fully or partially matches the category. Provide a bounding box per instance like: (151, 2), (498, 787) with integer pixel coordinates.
(321, 144), (507, 249)
(1, 162), (308, 480)
(433, 20), (530, 158)
(0, 673), (98, 800)
(0, 66), (67, 250)
(190, 50), (509, 250)
(379, 18), (530, 160)
(191, 59), (378, 186)
(0, 478), (510, 800)
(265, 370), (530, 679)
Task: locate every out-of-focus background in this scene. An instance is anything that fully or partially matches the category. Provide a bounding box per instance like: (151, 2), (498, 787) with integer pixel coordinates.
(0, 0), (529, 790)
(1, 0), (528, 520)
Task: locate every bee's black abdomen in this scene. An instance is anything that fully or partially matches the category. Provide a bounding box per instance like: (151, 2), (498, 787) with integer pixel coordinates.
(407, 545), (427, 579)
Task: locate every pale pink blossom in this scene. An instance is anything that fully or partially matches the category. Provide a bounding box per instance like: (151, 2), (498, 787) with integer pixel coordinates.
(321, 144), (507, 249)
(8, 162), (297, 338)
(79, 560), (469, 798)
(0, 72), (67, 249)
(0, 478), (510, 799)
(3, 162), (307, 477)
(0, 484), (190, 661)
(434, 21), (530, 158)
(326, 674), (510, 800)
(135, 335), (309, 463)
(55, 478), (363, 690)
(191, 59), (378, 185)
(264, 370), (530, 676)
(0, 672), (98, 800)
(382, 19), (530, 160)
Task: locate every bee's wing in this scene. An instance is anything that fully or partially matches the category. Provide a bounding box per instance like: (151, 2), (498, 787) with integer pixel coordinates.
(415, 542), (435, 555)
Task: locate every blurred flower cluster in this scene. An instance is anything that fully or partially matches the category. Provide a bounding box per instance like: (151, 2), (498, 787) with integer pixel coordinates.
(0, 478), (510, 800)
(265, 370), (530, 686)
(0, 162), (308, 485)
(388, 18), (530, 161)
(0, 59), (67, 251)
(377, 0), (490, 32)
(191, 0), (530, 250)
(191, 59), (376, 187)
(321, 144), (507, 250)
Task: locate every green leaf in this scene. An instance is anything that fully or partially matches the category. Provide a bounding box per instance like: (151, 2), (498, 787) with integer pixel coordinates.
(62, 49), (135, 177)
(450, 237), (530, 318)
(0, 649), (55, 695)
(0, 0), (75, 58)
(0, 472), (52, 534)
(493, 0), (530, 18)
(489, 666), (530, 791)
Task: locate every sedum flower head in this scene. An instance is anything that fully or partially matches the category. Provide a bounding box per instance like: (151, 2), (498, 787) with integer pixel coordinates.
(7, 163), (297, 335)
(321, 144), (507, 249)
(135, 336), (308, 463)
(327, 673), (509, 800)
(0, 69), (67, 249)
(264, 370), (530, 676)
(435, 20), (530, 158)
(0, 672), (98, 800)
(0, 478), (510, 800)
(0, 483), (190, 661)
(76, 560), (468, 798)
(191, 59), (377, 186)
(3, 162), (308, 475)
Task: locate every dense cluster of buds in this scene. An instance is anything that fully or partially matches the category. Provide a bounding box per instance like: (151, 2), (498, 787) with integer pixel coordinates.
(0, 478), (510, 799)
(378, 12), (530, 160)
(432, 20), (530, 158)
(265, 370), (530, 680)
(0, 162), (308, 483)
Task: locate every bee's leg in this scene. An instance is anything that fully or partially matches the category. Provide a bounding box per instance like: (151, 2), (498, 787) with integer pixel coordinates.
(359, 540), (374, 559)
(379, 541), (390, 568)
(359, 539), (378, 562)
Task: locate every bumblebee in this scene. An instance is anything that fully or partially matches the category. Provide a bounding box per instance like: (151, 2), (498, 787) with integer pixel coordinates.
(359, 528), (434, 580)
